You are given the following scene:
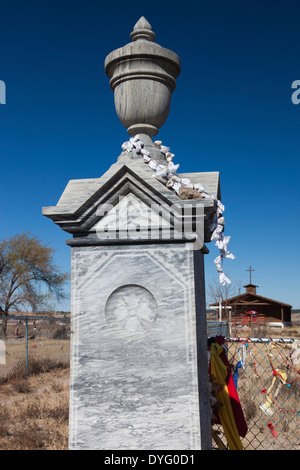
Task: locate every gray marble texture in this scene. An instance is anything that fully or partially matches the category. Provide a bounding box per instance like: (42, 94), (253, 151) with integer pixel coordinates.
(42, 15), (218, 453)
(105, 17), (181, 137)
(69, 243), (211, 450)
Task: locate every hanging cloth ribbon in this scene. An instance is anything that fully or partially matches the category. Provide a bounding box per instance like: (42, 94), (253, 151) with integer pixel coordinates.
(259, 369), (287, 416)
(233, 360), (242, 390)
(212, 430), (228, 450)
(267, 421), (278, 438)
(209, 339), (248, 450)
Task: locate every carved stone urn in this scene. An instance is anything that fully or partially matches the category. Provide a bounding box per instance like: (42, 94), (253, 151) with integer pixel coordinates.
(105, 17), (181, 137)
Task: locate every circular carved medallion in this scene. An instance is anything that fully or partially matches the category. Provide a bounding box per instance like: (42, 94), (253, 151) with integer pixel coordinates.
(105, 284), (158, 340)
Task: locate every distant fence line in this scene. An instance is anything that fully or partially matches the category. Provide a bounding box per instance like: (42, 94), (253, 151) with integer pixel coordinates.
(0, 315), (70, 376)
(1, 316), (299, 450)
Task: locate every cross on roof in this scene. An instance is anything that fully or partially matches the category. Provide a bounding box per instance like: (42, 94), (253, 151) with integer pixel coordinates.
(246, 266), (255, 284)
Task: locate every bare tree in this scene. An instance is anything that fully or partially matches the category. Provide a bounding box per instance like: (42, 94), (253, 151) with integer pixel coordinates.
(206, 274), (242, 317)
(0, 233), (69, 338)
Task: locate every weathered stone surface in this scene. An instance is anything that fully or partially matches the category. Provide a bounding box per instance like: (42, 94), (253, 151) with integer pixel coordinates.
(42, 157), (219, 244)
(42, 17), (218, 451)
(105, 17), (180, 137)
(69, 244), (211, 450)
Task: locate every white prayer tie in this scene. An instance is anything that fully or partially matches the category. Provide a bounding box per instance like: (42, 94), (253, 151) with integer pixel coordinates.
(122, 135), (235, 285)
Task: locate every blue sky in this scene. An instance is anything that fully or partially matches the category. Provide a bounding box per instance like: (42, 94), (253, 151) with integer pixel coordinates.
(1, 0), (299, 310)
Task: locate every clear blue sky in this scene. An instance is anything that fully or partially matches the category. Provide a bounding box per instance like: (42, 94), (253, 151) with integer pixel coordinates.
(1, 0), (299, 310)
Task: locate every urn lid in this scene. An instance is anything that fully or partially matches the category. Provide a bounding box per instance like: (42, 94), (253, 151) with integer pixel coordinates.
(104, 16), (181, 89)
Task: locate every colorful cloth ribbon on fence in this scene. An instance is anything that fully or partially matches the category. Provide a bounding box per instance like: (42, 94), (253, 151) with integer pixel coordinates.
(209, 338), (248, 450)
(259, 369), (287, 416)
(267, 421), (278, 438)
(233, 360), (242, 390)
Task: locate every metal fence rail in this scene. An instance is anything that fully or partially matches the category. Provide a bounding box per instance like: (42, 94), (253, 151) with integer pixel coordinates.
(1, 316), (299, 450)
(211, 335), (300, 450)
(207, 320), (228, 338)
(0, 315), (70, 378)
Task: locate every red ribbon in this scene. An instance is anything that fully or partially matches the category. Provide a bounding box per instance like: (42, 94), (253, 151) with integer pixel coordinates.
(267, 422), (278, 438)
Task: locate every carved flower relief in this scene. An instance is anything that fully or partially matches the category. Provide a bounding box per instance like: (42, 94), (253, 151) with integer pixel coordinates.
(105, 285), (158, 340)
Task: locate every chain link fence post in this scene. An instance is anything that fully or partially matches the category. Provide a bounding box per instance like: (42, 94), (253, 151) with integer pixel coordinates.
(25, 317), (28, 376)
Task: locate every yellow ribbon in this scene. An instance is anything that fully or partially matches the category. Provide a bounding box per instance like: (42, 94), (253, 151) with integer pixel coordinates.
(260, 369), (287, 416)
(212, 430), (227, 450)
(210, 343), (244, 450)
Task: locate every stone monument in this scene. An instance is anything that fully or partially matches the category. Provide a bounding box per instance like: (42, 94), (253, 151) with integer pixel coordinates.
(43, 17), (221, 450)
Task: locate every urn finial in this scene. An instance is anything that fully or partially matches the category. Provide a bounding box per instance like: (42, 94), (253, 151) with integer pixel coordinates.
(130, 16), (156, 42)
(105, 18), (181, 138)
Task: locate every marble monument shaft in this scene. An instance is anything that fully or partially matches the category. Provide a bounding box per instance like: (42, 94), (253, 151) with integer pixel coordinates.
(69, 243), (211, 449)
(42, 17), (217, 450)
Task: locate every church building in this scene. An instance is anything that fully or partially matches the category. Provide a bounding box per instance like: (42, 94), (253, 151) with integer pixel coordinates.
(209, 268), (292, 327)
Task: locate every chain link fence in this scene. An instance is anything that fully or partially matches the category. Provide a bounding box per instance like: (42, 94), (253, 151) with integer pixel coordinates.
(207, 320), (229, 338)
(1, 317), (299, 450)
(207, 322), (300, 450)
(0, 315), (70, 379)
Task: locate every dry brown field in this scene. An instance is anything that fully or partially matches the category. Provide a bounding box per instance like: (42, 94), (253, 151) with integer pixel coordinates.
(0, 362), (69, 450)
(0, 324), (299, 450)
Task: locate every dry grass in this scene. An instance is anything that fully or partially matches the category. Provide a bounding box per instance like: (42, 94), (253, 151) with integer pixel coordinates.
(231, 324), (300, 340)
(0, 363), (69, 450)
(0, 336), (70, 450)
(0, 324), (298, 450)
(1, 337), (70, 378)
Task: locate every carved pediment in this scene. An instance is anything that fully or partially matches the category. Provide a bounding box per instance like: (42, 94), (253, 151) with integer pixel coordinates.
(42, 160), (216, 245)
(90, 193), (171, 233)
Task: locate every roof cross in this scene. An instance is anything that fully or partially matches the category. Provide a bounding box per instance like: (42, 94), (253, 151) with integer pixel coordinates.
(246, 266), (255, 284)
